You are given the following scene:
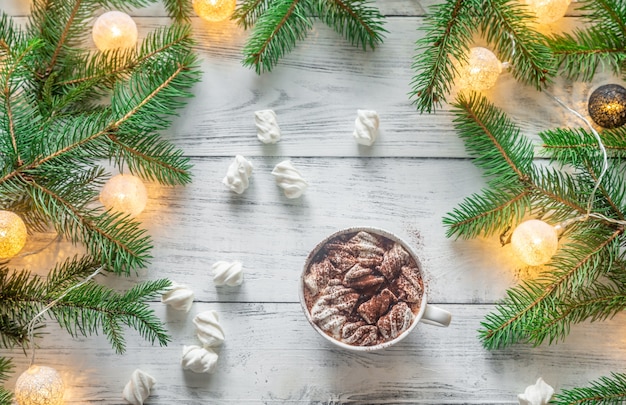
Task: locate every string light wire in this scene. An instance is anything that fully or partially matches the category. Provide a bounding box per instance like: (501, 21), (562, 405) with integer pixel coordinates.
(26, 266), (103, 366)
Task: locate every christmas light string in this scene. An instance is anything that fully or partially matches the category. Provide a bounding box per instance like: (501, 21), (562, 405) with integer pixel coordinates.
(25, 266), (103, 366)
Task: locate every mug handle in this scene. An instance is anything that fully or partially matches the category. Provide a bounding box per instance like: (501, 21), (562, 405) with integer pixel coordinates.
(419, 304), (451, 327)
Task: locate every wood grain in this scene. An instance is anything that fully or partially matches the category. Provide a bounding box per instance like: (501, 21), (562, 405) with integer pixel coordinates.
(1, 1), (622, 404)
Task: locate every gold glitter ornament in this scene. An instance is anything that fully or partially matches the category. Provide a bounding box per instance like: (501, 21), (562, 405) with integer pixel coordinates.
(588, 84), (626, 129)
(455, 47), (502, 92)
(99, 174), (148, 217)
(15, 365), (64, 405)
(92, 11), (138, 51)
(511, 219), (559, 266)
(0, 210), (27, 259)
(522, 0), (571, 24)
(192, 0), (237, 22)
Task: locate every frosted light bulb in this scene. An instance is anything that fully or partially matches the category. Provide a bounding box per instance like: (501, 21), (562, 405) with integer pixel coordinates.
(0, 210), (27, 259)
(99, 174), (148, 217)
(511, 219), (559, 266)
(92, 11), (138, 51)
(523, 0), (571, 24)
(456, 47), (502, 92)
(192, 0), (237, 22)
(15, 365), (64, 405)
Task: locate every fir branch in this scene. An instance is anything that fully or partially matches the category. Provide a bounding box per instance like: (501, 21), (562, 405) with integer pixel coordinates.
(0, 358), (11, 383)
(409, 0), (479, 113)
(528, 166), (590, 221)
(552, 372), (626, 405)
(52, 279), (172, 353)
(481, 0), (555, 90)
(0, 388), (11, 405)
(25, 177), (152, 274)
(234, 0), (275, 29)
(542, 127), (626, 158)
(312, 0), (387, 51)
(548, 27), (625, 82)
(479, 226), (622, 349)
(443, 186), (531, 239)
(578, 0), (626, 38)
(452, 92), (534, 184)
(161, 0), (193, 23)
(530, 281), (626, 345)
(242, 0), (313, 73)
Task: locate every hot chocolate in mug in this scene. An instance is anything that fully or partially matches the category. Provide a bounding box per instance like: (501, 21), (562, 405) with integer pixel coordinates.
(300, 226), (451, 351)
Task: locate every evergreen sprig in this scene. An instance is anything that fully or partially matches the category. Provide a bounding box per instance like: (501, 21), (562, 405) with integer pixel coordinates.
(0, 0), (200, 393)
(548, 0), (626, 81)
(443, 94), (626, 350)
(236, 0), (386, 73)
(410, 0), (555, 112)
(551, 372), (626, 404)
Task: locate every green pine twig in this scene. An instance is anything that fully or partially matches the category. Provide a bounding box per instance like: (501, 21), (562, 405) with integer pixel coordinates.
(551, 372), (626, 404)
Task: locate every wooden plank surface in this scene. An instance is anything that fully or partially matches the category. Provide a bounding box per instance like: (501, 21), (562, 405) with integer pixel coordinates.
(2, 1), (624, 404)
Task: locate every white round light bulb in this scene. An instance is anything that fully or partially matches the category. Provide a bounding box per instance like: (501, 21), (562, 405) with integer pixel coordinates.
(0, 210), (27, 259)
(511, 219), (559, 266)
(99, 174), (148, 217)
(92, 11), (138, 51)
(192, 0), (237, 22)
(523, 0), (571, 24)
(456, 47), (502, 92)
(15, 365), (64, 405)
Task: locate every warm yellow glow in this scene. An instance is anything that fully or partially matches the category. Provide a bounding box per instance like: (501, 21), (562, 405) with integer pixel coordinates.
(15, 365), (64, 405)
(92, 11), (138, 51)
(511, 219), (559, 266)
(522, 0), (571, 24)
(99, 174), (148, 217)
(0, 210), (27, 259)
(192, 0), (237, 22)
(456, 47), (502, 92)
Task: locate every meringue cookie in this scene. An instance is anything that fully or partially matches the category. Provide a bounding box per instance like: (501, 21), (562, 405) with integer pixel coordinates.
(181, 345), (219, 374)
(161, 282), (194, 312)
(193, 310), (225, 347)
(122, 369), (155, 405)
(271, 160), (308, 199)
(212, 260), (244, 287)
(255, 109), (281, 144)
(518, 377), (554, 405)
(222, 155), (253, 194)
(353, 109), (380, 146)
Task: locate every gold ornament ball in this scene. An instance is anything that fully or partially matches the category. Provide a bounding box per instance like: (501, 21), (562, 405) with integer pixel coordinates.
(588, 84), (626, 129)
(99, 174), (148, 217)
(456, 47), (502, 92)
(0, 210), (27, 259)
(523, 0), (571, 24)
(511, 219), (559, 266)
(92, 11), (138, 51)
(192, 0), (237, 22)
(15, 365), (64, 405)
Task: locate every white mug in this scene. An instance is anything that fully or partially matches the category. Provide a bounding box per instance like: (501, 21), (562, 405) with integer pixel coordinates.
(300, 226), (451, 352)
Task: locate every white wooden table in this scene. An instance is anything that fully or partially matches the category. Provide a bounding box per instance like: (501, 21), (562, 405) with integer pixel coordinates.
(3, 1), (625, 403)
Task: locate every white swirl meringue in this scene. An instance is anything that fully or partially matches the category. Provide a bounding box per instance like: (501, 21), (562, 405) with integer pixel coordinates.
(193, 310), (225, 347)
(518, 378), (554, 405)
(271, 160), (308, 199)
(122, 369), (155, 405)
(255, 109), (281, 144)
(212, 260), (244, 286)
(353, 109), (380, 146)
(161, 282), (194, 312)
(222, 155), (253, 194)
(181, 345), (219, 374)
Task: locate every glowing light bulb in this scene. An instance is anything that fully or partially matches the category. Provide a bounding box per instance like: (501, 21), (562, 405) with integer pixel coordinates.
(15, 365), (64, 405)
(522, 0), (571, 24)
(511, 219), (559, 266)
(192, 0), (237, 22)
(588, 84), (626, 129)
(0, 210), (27, 259)
(456, 47), (502, 92)
(99, 174), (148, 217)
(92, 11), (138, 51)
